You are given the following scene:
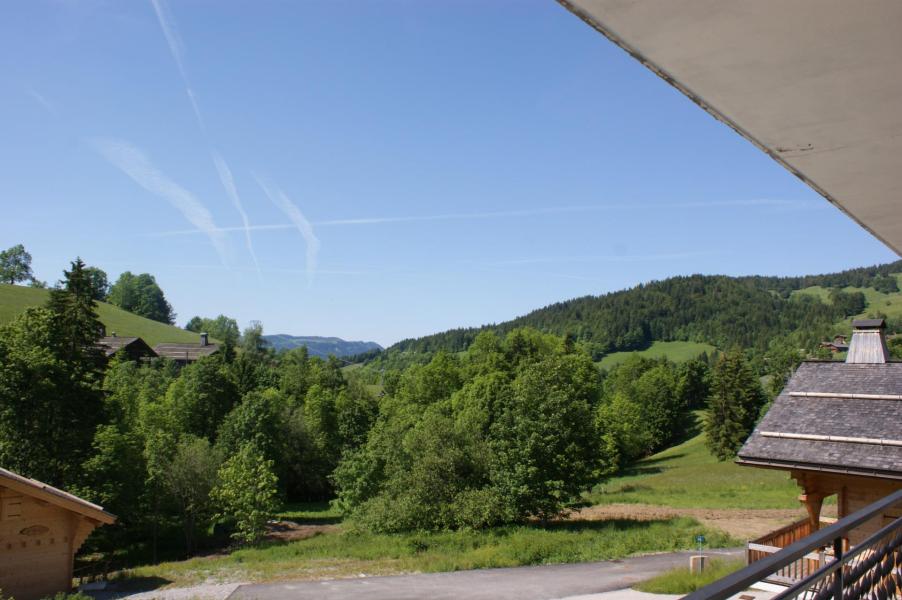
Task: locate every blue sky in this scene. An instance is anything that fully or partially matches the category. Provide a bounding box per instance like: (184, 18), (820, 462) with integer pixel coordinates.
(1, 1), (897, 346)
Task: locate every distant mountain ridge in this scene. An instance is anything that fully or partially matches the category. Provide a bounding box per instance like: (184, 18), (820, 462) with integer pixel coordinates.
(264, 334), (382, 357)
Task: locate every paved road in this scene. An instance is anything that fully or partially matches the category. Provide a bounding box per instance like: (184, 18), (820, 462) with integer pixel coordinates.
(227, 548), (743, 600)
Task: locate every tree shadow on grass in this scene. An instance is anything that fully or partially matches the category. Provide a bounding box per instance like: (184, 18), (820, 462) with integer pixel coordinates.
(86, 576), (172, 599)
(536, 517), (689, 534)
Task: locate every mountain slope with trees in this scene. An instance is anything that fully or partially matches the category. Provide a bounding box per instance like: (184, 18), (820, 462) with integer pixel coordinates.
(373, 261), (902, 366)
(264, 335), (382, 357)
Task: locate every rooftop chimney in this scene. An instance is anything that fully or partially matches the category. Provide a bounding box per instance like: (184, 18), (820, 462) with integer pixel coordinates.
(200, 332), (209, 347)
(845, 319), (889, 364)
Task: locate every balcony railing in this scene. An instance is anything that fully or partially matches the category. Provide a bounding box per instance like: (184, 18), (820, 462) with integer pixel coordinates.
(747, 517), (837, 585)
(684, 488), (902, 600)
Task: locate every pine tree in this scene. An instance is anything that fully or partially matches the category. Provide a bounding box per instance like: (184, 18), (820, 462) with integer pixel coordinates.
(704, 349), (766, 461)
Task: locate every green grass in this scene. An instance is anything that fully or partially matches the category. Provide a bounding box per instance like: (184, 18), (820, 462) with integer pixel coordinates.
(275, 501), (342, 524)
(596, 341), (716, 370)
(0, 284), (200, 347)
(793, 274), (902, 332)
(586, 420), (799, 509)
(634, 558), (745, 594)
(119, 517), (738, 587)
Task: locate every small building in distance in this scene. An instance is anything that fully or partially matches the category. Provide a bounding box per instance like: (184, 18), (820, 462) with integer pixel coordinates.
(153, 332), (220, 365)
(97, 333), (158, 362)
(739, 319), (902, 547)
(818, 334), (849, 354)
(0, 467), (115, 600)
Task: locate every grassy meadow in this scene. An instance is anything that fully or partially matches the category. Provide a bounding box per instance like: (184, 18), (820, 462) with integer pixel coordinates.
(119, 514), (736, 587)
(0, 283), (200, 347)
(586, 422), (799, 509)
(634, 558), (745, 594)
(596, 341), (716, 370)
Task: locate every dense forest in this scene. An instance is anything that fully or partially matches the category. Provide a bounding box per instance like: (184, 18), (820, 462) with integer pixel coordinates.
(370, 261), (902, 364)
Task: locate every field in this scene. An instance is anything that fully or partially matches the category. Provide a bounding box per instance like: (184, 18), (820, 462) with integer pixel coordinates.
(0, 284), (200, 347)
(596, 341), (716, 370)
(793, 273), (902, 331)
(585, 422), (799, 510)
(119, 514), (735, 587)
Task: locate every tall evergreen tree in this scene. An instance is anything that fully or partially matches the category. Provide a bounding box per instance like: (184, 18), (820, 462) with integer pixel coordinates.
(704, 349), (766, 461)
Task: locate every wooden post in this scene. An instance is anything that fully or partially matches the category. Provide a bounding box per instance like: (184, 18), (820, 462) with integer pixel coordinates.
(799, 492), (826, 532)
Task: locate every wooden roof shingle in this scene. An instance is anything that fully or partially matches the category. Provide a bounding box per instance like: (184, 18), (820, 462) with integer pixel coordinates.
(737, 361), (902, 479)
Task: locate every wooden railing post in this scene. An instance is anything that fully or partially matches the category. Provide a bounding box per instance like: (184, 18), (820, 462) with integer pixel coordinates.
(832, 536), (844, 600)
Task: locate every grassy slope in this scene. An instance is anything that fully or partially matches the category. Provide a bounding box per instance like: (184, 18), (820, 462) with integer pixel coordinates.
(122, 516), (735, 587)
(0, 284), (198, 347)
(596, 341), (716, 370)
(586, 424), (799, 509)
(793, 273), (902, 331)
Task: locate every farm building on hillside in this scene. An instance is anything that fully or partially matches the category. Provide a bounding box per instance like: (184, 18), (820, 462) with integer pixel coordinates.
(153, 332), (220, 365)
(0, 467), (115, 600)
(818, 334), (849, 354)
(738, 319), (902, 574)
(97, 334), (157, 362)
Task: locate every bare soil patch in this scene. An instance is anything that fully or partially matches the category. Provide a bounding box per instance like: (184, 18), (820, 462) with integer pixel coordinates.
(572, 503), (837, 540)
(264, 520), (339, 543)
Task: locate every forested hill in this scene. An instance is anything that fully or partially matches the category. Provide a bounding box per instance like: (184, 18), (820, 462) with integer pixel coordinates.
(264, 334), (382, 357)
(381, 261), (902, 361)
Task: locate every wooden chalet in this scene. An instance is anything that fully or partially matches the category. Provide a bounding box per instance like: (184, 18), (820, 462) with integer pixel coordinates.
(153, 332), (220, 365)
(97, 334), (157, 362)
(818, 335), (850, 354)
(0, 467), (115, 600)
(737, 319), (902, 581)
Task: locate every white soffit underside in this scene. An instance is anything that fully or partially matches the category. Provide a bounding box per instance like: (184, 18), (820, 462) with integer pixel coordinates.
(559, 0), (902, 255)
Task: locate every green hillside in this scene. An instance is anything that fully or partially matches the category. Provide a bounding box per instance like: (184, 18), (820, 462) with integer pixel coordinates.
(586, 418), (799, 509)
(378, 261), (902, 366)
(0, 284), (199, 347)
(596, 341), (716, 370)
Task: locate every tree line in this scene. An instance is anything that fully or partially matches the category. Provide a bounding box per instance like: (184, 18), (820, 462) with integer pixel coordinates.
(377, 261), (902, 364)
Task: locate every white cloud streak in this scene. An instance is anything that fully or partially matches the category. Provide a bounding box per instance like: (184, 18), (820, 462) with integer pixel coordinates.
(151, 198), (813, 237)
(91, 138), (228, 264)
(27, 88), (58, 117)
(149, 0), (204, 130)
(254, 175), (321, 286)
(212, 151), (261, 279)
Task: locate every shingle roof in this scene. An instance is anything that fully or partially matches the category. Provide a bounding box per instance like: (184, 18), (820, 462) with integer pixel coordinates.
(737, 361), (902, 479)
(0, 467), (116, 524)
(97, 336), (142, 357)
(153, 342), (220, 362)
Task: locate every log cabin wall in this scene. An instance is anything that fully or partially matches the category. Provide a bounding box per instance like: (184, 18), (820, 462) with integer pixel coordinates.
(0, 487), (89, 600)
(792, 470), (902, 546)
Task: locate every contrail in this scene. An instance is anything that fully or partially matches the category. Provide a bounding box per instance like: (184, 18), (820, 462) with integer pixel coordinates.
(254, 175), (321, 286)
(212, 151), (261, 279)
(149, 0), (204, 130)
(151, 198), (809, 237)
(150, 0), (264, 278)
(27, 88), (58, 117)
(91, 138), (228, 265)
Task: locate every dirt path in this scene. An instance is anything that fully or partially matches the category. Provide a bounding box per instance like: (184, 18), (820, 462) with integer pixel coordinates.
(572, 503), (837, 540)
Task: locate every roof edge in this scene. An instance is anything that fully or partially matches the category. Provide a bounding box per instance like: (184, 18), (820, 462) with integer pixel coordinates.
(0, 467), (116, 524)
(735, 457), (902, 481)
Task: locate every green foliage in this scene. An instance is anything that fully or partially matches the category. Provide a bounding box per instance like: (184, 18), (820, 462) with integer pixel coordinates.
(634, 559), (744, 594)
(160, 436), (222, 554)
(0, 244), (33, 284)
(705, 350), (767, 461)
(83, 266), (109, 301)
(0, 259), (106, 487)
(108, 271), (175, 324)
(213, 443), (279, 544)
(335, 330), (609, 532)
(185, 314), (239, 345)
(596, 356), (693, 470)
(165, 356), (239, 441)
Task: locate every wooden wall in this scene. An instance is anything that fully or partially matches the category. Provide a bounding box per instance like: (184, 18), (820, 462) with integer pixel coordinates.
(791, 470), (902, 546)
(0, 487), (97, 600)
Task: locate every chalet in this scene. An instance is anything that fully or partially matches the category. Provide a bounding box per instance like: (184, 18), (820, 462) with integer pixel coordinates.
(818, 335), (849, 354)
(153, 332), (220, 365)
(0, 467), (115, 600)
(738, 319), (902, 555)
(97, 333), (158, 362)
